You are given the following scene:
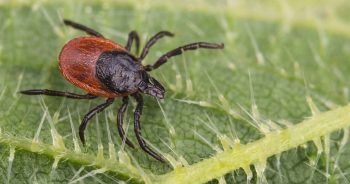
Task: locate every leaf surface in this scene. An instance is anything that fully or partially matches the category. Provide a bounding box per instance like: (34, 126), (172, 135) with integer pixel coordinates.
(0, 0), (350, 183)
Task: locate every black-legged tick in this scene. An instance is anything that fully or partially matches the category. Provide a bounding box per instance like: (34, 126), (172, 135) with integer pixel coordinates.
(21, 19), (224, 162)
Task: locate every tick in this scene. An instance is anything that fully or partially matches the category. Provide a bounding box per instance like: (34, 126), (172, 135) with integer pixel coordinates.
(20, 19), (224, 163)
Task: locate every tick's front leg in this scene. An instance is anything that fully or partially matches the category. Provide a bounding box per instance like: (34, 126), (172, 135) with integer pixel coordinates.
(132, 93), (166, 163)
(117, 96), (135, 148)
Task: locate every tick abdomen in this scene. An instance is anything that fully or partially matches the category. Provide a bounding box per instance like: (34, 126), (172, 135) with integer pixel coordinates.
(58, 36), (128, 97)
(96, 51), (143, 95)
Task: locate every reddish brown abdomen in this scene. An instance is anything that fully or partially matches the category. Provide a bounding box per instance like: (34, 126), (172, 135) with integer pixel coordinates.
(59, 36), (127, 97)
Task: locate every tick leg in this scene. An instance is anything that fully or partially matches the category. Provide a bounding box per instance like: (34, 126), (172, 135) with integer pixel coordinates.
(79, 98), (115, 145)
(20, 89), (97, 99)
(63, 19), (104, 38)
(133, 93), (166, 163)
(144, 42), (224, 71)
(125, 31), (140, 55)
(117, 96), (135, 148)
(139, 31), (174, 61)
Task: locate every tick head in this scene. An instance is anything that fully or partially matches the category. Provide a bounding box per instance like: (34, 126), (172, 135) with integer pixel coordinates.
(138, 73), (165, 99)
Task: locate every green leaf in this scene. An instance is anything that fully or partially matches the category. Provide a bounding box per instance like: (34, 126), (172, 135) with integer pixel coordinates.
(1, 0), (350, 183)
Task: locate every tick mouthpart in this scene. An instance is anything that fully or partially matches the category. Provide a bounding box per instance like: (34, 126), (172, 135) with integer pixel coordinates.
(147, 87), (164, 99)
(155, 91), (165, 99)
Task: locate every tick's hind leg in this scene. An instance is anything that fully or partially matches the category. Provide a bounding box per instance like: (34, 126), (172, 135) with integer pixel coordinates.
(63, 19), (104, 38)
(133, 93), (166, 163)
(125, 31), (140, 55)
(139, 31), (174, 61)
(79, 98), (115, 145)
(20, 89), (97, 99)
(144, 42), (224, 71)
(117, 96), (135, 148)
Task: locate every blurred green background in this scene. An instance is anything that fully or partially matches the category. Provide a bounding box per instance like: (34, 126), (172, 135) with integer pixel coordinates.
(0, 0), (350, 183)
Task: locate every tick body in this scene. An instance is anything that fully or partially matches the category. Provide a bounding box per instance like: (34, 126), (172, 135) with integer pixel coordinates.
(59, 36), (140, 97)
(21, 19), (224, 163)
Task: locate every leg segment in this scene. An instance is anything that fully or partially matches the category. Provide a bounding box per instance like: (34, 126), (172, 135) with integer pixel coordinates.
(139, 31), (174, 61)
(63, 19), (104, 38)
(117, 96), (135, 148)
(133, 93), (165, 163)
(144, 42), (224, 71)
(20, 89), (97, 99)
(79, 98), (114, 145)
(125, 31), (140, 54)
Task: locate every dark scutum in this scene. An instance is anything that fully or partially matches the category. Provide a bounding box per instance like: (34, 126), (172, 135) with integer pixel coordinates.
(96, 51), (143, 94)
